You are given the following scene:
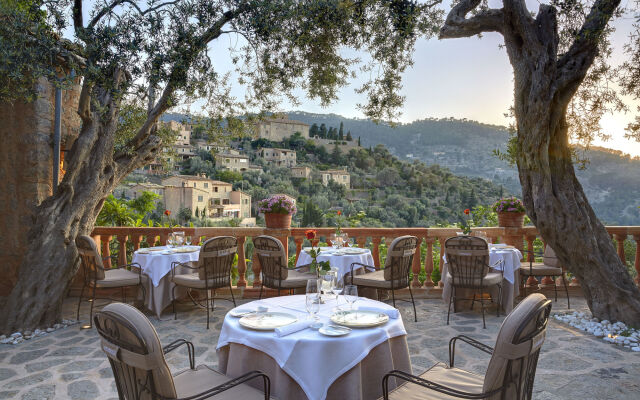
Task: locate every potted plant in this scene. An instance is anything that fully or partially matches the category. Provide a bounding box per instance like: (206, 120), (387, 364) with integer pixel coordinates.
(492, 197), (526, 227)
(258, 195), (297, 229)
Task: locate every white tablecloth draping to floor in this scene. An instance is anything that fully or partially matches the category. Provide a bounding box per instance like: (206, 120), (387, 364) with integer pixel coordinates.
(217, 295), (408, 400)
(442, 246), (522, 313)
(132, 246), (200, 318)
(295, 248), (373, 283)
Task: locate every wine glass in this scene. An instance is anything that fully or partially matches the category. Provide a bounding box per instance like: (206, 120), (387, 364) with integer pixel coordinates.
(330, 233), (337, 250)
(185, 235), (192, 246)
(305, 279), (320, 320)
(332, 275), (344, 312)
(167, 234), (175, 249)
(343, 285), (358, 311)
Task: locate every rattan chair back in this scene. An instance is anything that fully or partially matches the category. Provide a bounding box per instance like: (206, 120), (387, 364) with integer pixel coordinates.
(444, 236), (490, 288)
(483, 293), (552, 399)
(253, 236), (288, 288)
(94, 303), (177, 399)
(196, 236), (238, 289)
(76, 235), (106, 281)
(383, 236), (418, 289)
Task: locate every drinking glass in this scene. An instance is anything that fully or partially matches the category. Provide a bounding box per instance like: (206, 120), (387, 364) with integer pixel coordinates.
(305, 279), (320, 320)
(322, 270), (337, 298)
(343, 285), (358, 311)
(167, 234), (175, 248)
(332, 275), (344, 312)
(185, 236), (192, 246)
(330, 234), (338, 250)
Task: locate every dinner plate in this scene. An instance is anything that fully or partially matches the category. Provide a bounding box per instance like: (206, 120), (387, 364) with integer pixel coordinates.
(330, 310), (389, 328)
(239, 312), (297, 331)
(173, 246), (200, 253)
(136, 249), (150, 254)
(342, 248), (367, 255)
(319, 325), (351, 336)
(229, 308), (256, 317)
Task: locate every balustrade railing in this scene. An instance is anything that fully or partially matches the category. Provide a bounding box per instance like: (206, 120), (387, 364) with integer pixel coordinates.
(90, 225), (640, 292)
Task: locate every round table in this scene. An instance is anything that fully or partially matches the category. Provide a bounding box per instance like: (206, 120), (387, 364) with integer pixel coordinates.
(216, 295), (411, 400)
(132, 246), (200, 318)
(295, 247), (374, 283)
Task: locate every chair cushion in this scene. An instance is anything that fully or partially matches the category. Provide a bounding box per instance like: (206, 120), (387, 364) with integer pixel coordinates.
(519, 263), (563, 276)
(278, 269), (317, 288)
(352, 270), (406, 289)
(171, 273), (227, 289)
(96, 268), (146, 288)
(387, 362), (484, 399)
(446, 271), (502, 287)
(174, 364), (266, 399)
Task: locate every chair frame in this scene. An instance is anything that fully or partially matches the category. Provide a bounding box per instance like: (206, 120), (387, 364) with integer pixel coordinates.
(348, 236), (419, 322)
(445, 236), (504, 329)
(171, 236), (238, 329)
(520, 249), (570, 309)
(93, 310), (271, 400)
(75, 236), (146, 329)
(253, 235), (312, 299)
(382, 298), (553, 400)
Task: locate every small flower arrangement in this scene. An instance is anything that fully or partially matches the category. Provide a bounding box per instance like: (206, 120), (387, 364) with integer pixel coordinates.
(492, 197), (526, 213)
(327, 209), (366, 235)
(458, 208), (472, 235)
(305, 230), (331, 277)
(258, 195), (297, 215)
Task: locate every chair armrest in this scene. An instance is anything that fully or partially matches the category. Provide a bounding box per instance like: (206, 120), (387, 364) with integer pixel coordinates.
(489, 259), (504, 281)
(350, 262), (375, 282)
(163, 339), (195, 370)
(448, 335), (493, 368)
(382, 369), (501, 400)
(174, 370), (271, 400)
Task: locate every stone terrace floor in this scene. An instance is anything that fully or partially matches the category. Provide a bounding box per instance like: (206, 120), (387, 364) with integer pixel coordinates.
(1, 294), (639, 399)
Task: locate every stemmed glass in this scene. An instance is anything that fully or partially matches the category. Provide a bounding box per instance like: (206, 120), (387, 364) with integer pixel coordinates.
(185, 236), (192, 246)
(305, 279), (320, 320)
(343, 285), (358, 311)
(332, 276), (344, 312)
(167, 234), (175, 249)
(322, 270), (337, 298)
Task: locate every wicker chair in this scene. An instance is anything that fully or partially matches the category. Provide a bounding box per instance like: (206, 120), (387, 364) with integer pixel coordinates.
(521, 245), (570, 309)
(95, 303), (270, 399)
(75, 235), (148, 329)
(348, 236), (419, 322)
(444, 236), (503, 329)
(382, 293), (552, 400)
(170, 236), (238, 329)
(253, 235), (316, 299)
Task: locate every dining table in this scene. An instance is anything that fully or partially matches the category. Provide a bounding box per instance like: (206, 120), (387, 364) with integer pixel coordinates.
(441, 244), (523, 313)
(216, 294), (411, 400)
(132, 245), (201, 318)
(295, 247), (374, 283)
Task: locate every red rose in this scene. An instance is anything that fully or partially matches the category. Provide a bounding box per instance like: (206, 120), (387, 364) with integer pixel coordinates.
(305, 230), (316, 240)
(164, 210), (171, 216)
(464, 209), (470, 215)
(337, 210), (342, 216)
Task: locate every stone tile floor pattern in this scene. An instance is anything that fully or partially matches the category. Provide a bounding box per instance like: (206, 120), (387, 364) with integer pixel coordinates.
(1, 294), (639, 399)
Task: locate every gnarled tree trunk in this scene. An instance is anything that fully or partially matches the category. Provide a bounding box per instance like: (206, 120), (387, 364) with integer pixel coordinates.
(441, 0), (640, 324)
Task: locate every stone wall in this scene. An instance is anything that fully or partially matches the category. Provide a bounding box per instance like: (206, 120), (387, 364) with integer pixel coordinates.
(0, 77), (81, 296)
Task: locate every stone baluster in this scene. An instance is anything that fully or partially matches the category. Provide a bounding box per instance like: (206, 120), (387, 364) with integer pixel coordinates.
(101, 235), (113, 269)
(372, 237), (382, 268)
(252, 237), (262, 288)
(293, 236), (304, 263)
(159, 232), (169, 245)
(356, 236), (367, 249)
(116, 235), (128, 267)
(236, 236), (247, 287)
(423, 237), (434, 287)
(145, 234), (156, 247)
(130, 234), (142, 251)
(614, 234), (627, 263)
(411, 237), (423, 287)
(634, 234), (640, 286)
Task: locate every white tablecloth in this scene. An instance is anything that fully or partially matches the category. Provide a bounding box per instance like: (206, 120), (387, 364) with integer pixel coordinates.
(132, 246), (200, 318)
(295, 248), (374, 283)
(217, 295), (407, 400)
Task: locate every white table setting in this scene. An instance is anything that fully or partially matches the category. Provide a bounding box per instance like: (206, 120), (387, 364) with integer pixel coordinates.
(442, 243), (523, 313)
(295, 246), (374, 283)
(132, 244), (201, 318)
(216, 288), (411, 400)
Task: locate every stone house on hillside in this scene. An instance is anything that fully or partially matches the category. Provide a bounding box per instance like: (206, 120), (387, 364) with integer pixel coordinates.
(259, 148), (297, 167)
(254, 116), (309, 142)
(321, 169), (350, 188)
(214, 152), (250, 172)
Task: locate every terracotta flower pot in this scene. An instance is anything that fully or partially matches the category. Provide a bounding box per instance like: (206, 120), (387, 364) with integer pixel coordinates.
(497, 212), (525, 227)
(264, 212), (292, 229)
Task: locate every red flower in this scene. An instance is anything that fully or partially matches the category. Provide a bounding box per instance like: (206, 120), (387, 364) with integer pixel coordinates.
(337, 210), (342, 216)
(164, 210), (171, 216)
(464, 209), (470, 215)
(305, 230), (316, 240)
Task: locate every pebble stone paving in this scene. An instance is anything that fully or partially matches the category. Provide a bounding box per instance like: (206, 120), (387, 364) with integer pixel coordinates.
(1, 294), (639, 399)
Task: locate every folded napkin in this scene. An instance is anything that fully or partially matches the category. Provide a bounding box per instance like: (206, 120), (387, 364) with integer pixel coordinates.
(275, 320), (311, 337)
(356, 306), (400, 319)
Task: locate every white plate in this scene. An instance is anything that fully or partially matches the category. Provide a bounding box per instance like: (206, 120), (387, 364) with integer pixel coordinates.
(229, 308), (255, 317)
(319, 325), (351, 336)
(173, 247), (199, 253)
(342, 249), (367, 255)
(239, 312), (297, 331)
(330, 310), (389, 328)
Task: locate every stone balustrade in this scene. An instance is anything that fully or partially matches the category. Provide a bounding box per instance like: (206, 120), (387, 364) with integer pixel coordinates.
(90, 225), (640, 292)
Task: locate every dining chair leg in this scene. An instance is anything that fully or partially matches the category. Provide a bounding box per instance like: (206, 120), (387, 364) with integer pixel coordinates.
(561, 274), (570, 309)
(76, 283), (86, 321)
(447, 287), (453, 325)
(553, 276), (558, 302)
(172, 285), (178, 320)
(496, 285), (502, 317)
(522, 277), (527, 297)
(258, 284), (264, 300)
(138, 283), (146, 310)
(391, 288), (396, 309)
(206, 290), (210, 330)
(408, 284), (417, 322)
(229, 283), (237, 307)
(470, 293), (476, 310)
(87, 284), (97, 329)
(480, 288), (486, 329)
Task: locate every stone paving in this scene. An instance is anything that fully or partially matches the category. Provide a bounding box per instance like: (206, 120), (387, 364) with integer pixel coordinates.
(1, 294), (639, 399)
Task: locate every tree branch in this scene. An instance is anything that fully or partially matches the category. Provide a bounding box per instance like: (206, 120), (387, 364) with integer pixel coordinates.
(555, 0), (622, 92)
(73, 0), (83, 31)
(439, 0), (504, 39)
(89, 0), (180, 28)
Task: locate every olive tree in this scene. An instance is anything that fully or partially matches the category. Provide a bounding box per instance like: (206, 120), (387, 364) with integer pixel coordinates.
(439, 0), (640, 324)
(0, 0), (442, 333)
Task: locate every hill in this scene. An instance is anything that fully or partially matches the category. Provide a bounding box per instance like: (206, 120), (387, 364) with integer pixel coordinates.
(288, 111), (640, 225)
